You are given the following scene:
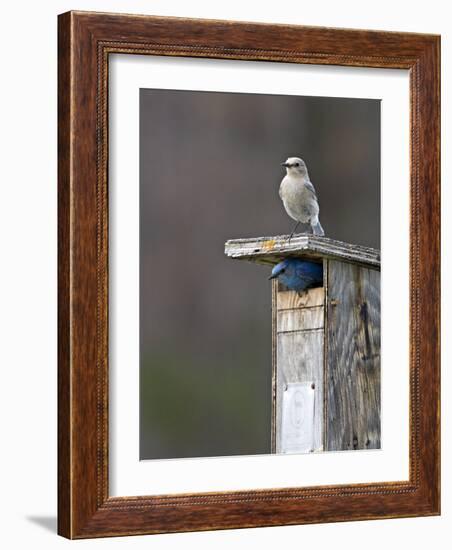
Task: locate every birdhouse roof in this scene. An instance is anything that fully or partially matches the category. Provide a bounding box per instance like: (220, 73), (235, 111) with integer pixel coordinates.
(224, 234), (380, 269)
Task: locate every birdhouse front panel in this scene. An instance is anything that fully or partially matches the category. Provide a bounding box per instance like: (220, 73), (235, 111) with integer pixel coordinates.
(274, 285), (324, 454)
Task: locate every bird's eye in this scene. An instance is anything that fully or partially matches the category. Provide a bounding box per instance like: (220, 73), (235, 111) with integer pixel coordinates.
(295, 163), (299, 167)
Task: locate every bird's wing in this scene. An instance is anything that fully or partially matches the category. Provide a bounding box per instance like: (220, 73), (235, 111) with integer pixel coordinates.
(304, 180), (319, 200)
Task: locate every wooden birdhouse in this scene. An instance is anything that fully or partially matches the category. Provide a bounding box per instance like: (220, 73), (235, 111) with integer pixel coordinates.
(224, 234), (380, 454)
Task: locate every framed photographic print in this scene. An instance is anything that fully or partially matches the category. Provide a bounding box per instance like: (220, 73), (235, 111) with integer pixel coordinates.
(58, 11), (440, 538)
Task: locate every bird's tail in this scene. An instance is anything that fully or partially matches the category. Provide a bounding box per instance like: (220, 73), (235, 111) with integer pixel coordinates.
(312, 220), (325, 236)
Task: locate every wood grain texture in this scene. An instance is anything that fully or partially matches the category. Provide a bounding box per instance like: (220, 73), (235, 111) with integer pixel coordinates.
(58, 10), (440, 538)
(225, 234), (380, 268)
(57, 11), (71, 538)
(275, 289), (324, 453)
(277, 286), (324, 310)
(325, 261), (381, 451)
(277, 307), (324, 333)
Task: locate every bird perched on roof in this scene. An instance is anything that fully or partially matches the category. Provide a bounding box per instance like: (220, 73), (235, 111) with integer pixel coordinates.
(269, 258), (323, 292)
(279, 157), (325, 240)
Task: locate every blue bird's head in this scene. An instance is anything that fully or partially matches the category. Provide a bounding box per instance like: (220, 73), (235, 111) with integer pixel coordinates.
(269, 259), (291, 280)
(269, 258), (323, 292)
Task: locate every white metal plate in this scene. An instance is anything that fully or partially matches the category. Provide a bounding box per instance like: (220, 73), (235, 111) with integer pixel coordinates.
(280, 382), (315, 454)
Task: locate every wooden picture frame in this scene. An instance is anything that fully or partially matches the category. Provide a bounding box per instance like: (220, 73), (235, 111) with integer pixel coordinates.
(58, 11), (440, 538)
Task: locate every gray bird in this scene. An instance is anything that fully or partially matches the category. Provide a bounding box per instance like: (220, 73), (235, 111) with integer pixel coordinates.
(279, 157), (325, 239)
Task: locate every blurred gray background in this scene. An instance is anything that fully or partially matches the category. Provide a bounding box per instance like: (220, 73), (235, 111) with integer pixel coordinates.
(140, 88), (380, 460)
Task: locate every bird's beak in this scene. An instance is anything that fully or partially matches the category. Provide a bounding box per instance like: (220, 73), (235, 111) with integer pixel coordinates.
(281, 162), (290, 167)
(268, 273), (278, 280)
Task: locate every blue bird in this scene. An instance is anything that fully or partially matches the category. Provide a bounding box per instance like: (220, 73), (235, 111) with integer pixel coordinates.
(269, 258), (323, 292)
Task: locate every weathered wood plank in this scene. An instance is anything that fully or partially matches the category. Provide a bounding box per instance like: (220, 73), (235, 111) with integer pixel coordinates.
(277, 307), (324, 333)
(325, 260), (381, 451)
(275, 288), (324, 454)
(277, 287), (324, 310)
(225, 234), (380, 269)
